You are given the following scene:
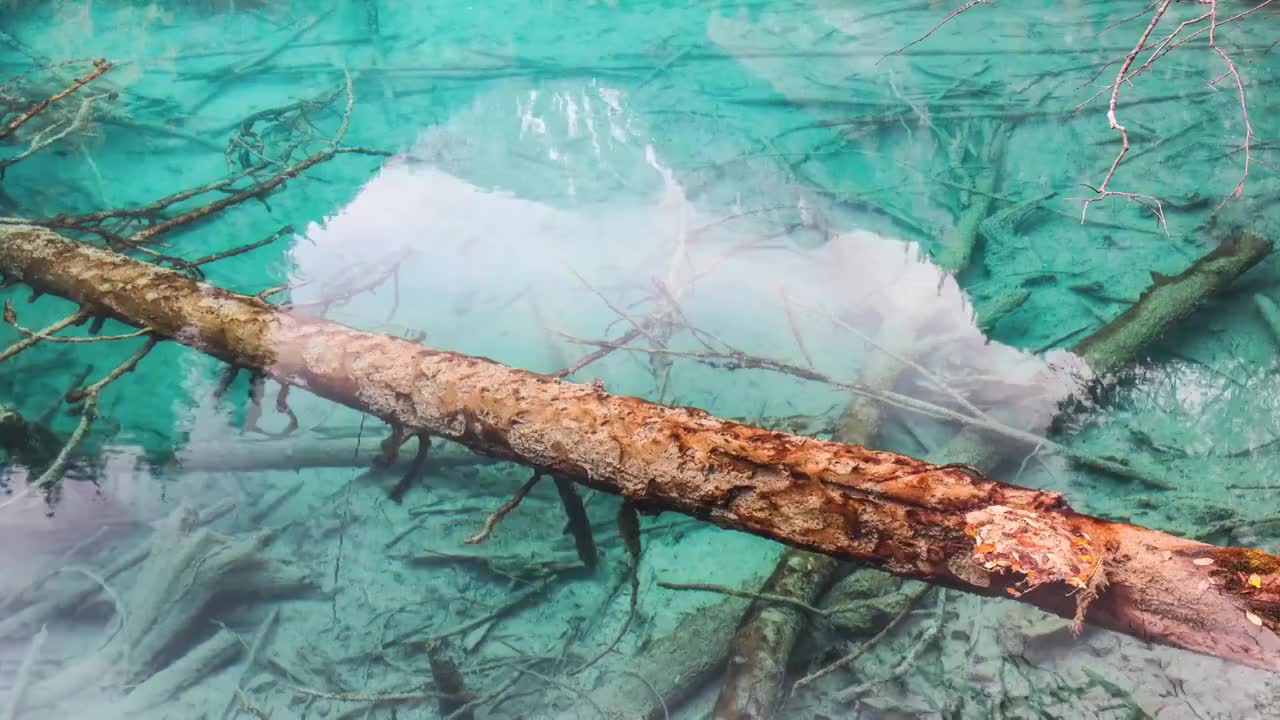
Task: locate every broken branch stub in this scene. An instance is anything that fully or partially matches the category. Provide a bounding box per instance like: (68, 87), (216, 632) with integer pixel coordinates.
(3, 224), (1280, 670)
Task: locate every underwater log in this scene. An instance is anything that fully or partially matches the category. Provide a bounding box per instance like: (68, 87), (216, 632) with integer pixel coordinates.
(1072, 231), (1272, 375)
(571, 595), (751, 719)
(3, 224), (1280, 671)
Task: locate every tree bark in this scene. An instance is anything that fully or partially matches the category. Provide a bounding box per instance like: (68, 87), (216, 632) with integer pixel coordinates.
(3, 224), (1280, 671)
(711, 335), (909, 720)
(710, 227), (1275, 718)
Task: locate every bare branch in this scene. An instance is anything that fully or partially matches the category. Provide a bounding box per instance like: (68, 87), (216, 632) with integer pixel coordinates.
(792, 586), (930, 691)
(466, 471), (543, 544)
(3, 301), (148, 345)
(1079, 0), (1176, 223)
(0, 311), (86, 362)
(0, 58), (110, 141)
(128, 72), (356, 245)
(1076, 0), (1268, 220)
(878, 1), (992, 64)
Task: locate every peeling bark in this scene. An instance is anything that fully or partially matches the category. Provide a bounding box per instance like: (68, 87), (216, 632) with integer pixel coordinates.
(711, 335), (908, 720)
(4, 225), (1280, 670)
(710, 229), (1274, 717)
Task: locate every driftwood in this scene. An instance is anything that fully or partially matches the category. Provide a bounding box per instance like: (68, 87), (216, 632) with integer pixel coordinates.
(3, 225), (1280, 673)
(0, 499), (236, 641)
(167, 435), (499, 474)
(1072, 231), (1274, 375)
(112, 628), (242, 717)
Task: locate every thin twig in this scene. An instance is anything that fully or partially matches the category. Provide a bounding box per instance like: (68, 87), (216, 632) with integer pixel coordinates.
(444, 670), (525, 720)
(1076, 0), (1263, 223)
(657, 580), (827, 616)
(565, 267), (661, 347)
(3, 302), (147, 345)
(552, 326), (644, 379)
(0, 92), (106, 172)
(192, 225), (294, 268)
(45, 162), (271, 229)
(66, 336), (158, 402)
(834, 590), (947, 702)
(31, 338), (156, 491)
(128, 72), (355, 245)
(53, 567), (126, 649)
(0, 311), (86, 362)
(466, 471), (543, 544)
(1206, 0), (1255, 203)
(1, 624), (47, 720)
(879, 1), (992, 63)
(792, 586), (931, 692)
(620, 671), (669, 720)
(513, 668), (607, 720)
(386, 580), (552, 647)
(221, 608), (280, 720)
(31, 395), (97, 490)
(287, 685), (438, 703)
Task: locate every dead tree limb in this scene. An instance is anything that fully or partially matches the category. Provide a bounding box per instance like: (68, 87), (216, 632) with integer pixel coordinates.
(165, 436), (498, 474)
(4, 225), (1280, 671)
(934, 122), (1007, 274)
(639, 225), (1272, 718)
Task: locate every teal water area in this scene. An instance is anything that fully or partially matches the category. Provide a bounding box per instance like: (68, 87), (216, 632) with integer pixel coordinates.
(2, 1), (1279, 718)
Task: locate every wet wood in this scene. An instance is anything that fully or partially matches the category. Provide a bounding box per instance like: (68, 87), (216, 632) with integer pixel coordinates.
(3, 224), (1280, 671)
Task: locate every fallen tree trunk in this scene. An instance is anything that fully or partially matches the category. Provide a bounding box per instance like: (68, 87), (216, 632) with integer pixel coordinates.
(711, 333), (909, 720)
(3, 224), (1280, 671)
(165, 436), (498, 474)
(711, 228), (1275, 717)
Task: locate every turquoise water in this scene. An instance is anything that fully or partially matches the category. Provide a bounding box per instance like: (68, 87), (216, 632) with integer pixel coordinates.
(2, 1), (1279, 718)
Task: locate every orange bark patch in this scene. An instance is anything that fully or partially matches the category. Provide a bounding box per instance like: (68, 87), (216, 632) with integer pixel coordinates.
(965, 504), (1101, 597)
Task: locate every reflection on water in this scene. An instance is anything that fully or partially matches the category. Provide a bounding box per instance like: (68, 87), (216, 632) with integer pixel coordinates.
(297, 146), (1085, 430)
(1, 1), (1279, 718)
